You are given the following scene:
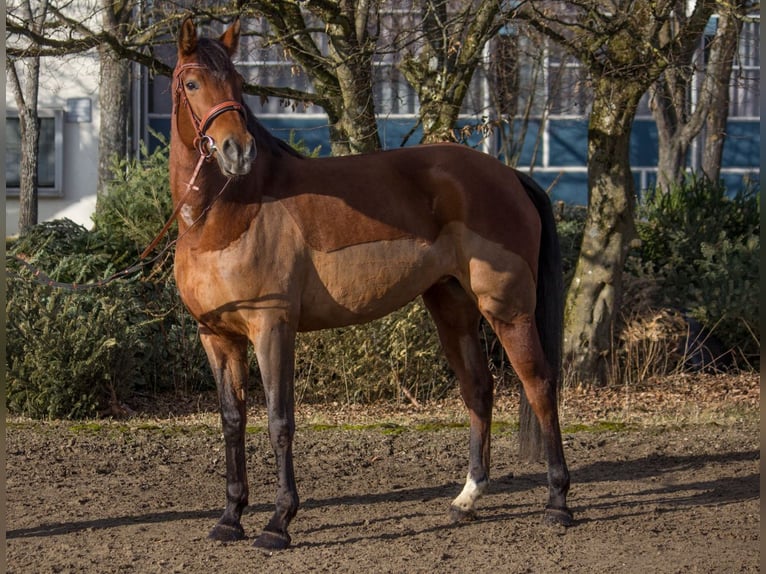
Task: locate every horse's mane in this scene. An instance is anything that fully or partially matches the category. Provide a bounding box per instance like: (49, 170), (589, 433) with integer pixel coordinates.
(196, 37), (305, 160)
(244, 106), (305, 160)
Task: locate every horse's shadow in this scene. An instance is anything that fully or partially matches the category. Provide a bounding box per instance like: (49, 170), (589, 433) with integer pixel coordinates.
(7, 448), (758, 543)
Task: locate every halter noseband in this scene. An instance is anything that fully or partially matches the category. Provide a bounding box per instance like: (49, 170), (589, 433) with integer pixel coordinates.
(174, 62), (247, 158)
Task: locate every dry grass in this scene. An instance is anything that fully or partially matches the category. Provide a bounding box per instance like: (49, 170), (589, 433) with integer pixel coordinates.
(10, 372), (754, 433)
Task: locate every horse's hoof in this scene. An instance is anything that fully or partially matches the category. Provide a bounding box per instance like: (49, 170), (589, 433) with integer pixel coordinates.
(253, 529), (291, 550)
(543, 506), (574, 527)
(449, 505), (476, 523)
(208, 522), (246, 542)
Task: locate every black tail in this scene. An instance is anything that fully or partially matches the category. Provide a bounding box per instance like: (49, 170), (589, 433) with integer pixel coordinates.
(515, 170), (564, 462)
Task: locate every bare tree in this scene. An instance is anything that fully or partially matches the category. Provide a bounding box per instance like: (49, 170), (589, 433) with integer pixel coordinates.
(650, 0), (752, 190)
(8, 0), (383, 160)
(241, 0), (382, 155)
(396, 0), (509, 143)
(700, 1), (754, 182)
(6, 0), (49, 232)
(7, 0), (176, 211)
(517, 0), (717, 384)
(96, 0), (137, 196)
(485, 26), (562, 170)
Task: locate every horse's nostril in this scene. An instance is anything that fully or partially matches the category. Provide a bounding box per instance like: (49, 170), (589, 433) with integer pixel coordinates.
(223, 138), (240, 159)
(245, 138), (256, 162)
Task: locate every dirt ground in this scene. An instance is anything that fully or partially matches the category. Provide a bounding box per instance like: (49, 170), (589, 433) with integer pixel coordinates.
(5, 375), (760, 573)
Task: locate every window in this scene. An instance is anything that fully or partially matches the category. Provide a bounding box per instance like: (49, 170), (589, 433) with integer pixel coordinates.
(5, 109), (64, 197)
(731, 17), (760, 118)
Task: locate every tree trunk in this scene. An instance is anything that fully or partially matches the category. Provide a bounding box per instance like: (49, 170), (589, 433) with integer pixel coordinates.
(97, 43), (132, 196)
(563, 79), (642, 384)
(399, 0), (501, 144)
(650, 4), (741, 191)
(655, 135), (688, 191)
(289, 0), (381, 156)
(11, 58), (42, 232)
(419, 98), (463, 143)
(650, 69), (691, 191)
(18, 102), (40, 232)
(8, 0), (48, 232)
(701, 8), (743, 182)
(96, 0), (134, 196)
(331, 52), (381, 155)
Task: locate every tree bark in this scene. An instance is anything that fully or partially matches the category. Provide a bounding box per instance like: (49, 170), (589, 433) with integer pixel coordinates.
(252, 0), (381, 156)
(562, 79), (642, 384)
(701, 7), (743, 182)
(650, 2), (744, 191)
(8, 0), (49, 232)
(16, 61), (41, 232)
(650, 68), (693, 190)
(327, 2), (381, 155)
(654, 130), (689, 191)
(97, 43), (132, 195)
(332, 75), (380, 155)
(96, 0), (135, 197)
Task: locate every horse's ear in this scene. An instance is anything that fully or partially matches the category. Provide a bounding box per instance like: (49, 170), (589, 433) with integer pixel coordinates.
(178, 16), (197, 56)
(219, 18), (241, 57)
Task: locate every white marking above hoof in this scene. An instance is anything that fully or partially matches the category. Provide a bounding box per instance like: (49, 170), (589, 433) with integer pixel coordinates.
(451, 474), (489, 513)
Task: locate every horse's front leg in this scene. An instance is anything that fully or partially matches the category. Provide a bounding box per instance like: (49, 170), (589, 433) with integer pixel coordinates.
(199, 328), (250, 542)
(251, 319), (299, 550)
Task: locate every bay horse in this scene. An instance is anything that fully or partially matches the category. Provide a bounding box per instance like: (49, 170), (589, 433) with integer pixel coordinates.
(170, 17), (572, 550)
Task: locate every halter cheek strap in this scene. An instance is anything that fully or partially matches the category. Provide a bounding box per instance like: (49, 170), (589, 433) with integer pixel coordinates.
(174, 63), (246, 158)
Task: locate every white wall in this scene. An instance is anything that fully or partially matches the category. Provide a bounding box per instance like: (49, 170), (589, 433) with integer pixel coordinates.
(6, 51), (101, 236)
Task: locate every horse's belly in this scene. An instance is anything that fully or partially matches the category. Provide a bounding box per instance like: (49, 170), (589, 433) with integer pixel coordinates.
(298, 237), (450, 330)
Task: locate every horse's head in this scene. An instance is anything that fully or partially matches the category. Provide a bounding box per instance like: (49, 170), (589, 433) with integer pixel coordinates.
(175, 17), (256, 178)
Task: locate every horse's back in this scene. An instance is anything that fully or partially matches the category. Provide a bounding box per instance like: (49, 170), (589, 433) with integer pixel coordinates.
(278, 143), (541, 266)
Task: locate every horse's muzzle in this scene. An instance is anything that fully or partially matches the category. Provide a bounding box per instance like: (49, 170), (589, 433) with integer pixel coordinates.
(217, 135), (256, 177)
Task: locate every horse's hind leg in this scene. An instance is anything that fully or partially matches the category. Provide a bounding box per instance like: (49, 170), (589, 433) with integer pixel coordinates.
(199, 328), (250, 542)
(423, 280), (493, 521)
(489, 315), (572, 525)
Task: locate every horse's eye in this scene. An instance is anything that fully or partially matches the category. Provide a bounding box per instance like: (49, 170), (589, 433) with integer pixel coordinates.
(185, 80), (199, 91)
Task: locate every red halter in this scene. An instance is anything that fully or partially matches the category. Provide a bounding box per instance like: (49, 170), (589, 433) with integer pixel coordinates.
(173, 62), (246, 158)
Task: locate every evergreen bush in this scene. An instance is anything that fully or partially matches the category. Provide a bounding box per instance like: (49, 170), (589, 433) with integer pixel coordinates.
(6, 278), (145, 418)
(631, 176), (760, 366)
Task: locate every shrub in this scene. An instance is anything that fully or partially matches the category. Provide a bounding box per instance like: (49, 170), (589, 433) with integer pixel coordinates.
(630, 176), (760, 367)
(6, 279), (145, 418)
(6, 223), (213, 418)
(6, 144), (213, 418)
(91, 137), (174, 260)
